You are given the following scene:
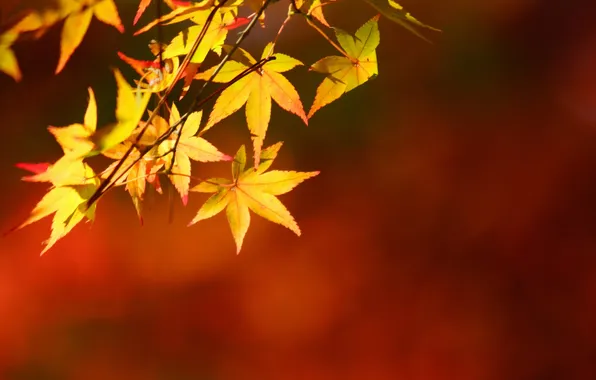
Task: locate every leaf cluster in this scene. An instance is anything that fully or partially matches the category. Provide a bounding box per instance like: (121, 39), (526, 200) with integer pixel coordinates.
(2, 0), (439, 254)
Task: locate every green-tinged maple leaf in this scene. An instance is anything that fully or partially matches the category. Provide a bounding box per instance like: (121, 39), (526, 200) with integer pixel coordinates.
(56, 0), (124, 73)
(154, 103), (232, 204)
(361, 0), (439, 41)
(87, 69), (152, 155)
(15, 158), (99, 255)
(43, 69), (150, 157)
(196, 43), (308, 168)
(189, 143), (318, 253)
(308, 15), (379, 119)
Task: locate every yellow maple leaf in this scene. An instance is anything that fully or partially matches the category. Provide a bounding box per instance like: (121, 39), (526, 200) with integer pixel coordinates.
(162, 9), (237, 65)
(47, 87), (97, 156)
(41, 69), (151, 158)
(0, 30), (21, 81)
(100, 102), (230, 216)
(196, 43), (308, 168)
(189, 143), (318, 253)
(155, 103), (232, 204)
(87, 68), (152, 155)
(56, 0), (124, 73)
(308, 15), (379, 119)
(15, 158), (99, 255)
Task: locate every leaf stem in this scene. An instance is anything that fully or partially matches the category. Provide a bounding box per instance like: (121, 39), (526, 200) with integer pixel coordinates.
(303, 14), (351, 59)
(267, 11), (292, 57)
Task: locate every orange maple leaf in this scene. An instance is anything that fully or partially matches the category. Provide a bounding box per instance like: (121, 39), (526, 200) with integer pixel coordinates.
(196, 43), (308, 168)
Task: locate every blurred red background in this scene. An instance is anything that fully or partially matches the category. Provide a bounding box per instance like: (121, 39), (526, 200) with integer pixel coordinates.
(2, 0), (596, 379)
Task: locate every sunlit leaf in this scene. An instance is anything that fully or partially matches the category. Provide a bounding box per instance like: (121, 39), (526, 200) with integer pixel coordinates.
(308, 15), (379, 118)
(88, 69), (152, 155)
(15, 158), (99, 255)
(56, 0), (124, 73)
(196, 43), (308, 167)
(189, 143), (318, 253)
(0, 31), (21, 81)
(154, 103), (232, 204)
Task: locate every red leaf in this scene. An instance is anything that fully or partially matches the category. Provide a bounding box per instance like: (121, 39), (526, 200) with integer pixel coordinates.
(133, 0), (152, 25)
(16, 162), (50, 174)
(225, 17), (250, 31)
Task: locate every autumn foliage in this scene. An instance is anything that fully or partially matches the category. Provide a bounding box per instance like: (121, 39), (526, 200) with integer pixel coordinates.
(1, 0), (438, 253)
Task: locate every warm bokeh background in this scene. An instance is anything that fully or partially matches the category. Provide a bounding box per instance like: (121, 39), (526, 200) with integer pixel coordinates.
(2, 0), (596, 379)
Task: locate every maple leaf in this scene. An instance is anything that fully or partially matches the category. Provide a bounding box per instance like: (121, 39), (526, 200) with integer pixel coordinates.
(42, 69), (150, 157)
(196, 43), (308, 168)
(154, 104), (232, 204)
(101, 102), (230, 217)
(15, 158), (99, 255)
(0, 30), (21, 81)
(189, 143), (319, 253)
(152, 9), (249, 99)
(133, 0), (153, 25)
(307, 15), (379, 119)
(361, 0), (439, 41)
(47, 87), (97, 156)
(161, 10), (241, 65)
(2, 1), (124, 74)
(56, 0), (124, 73)
(86, 68), (152, 155)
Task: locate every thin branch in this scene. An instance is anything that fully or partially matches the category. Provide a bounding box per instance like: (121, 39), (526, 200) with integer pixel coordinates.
(87, 0), (228, 208)
(165, 0), (275, 173)
(266, 7), (293, 57)
(90, 56), (273, 209)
